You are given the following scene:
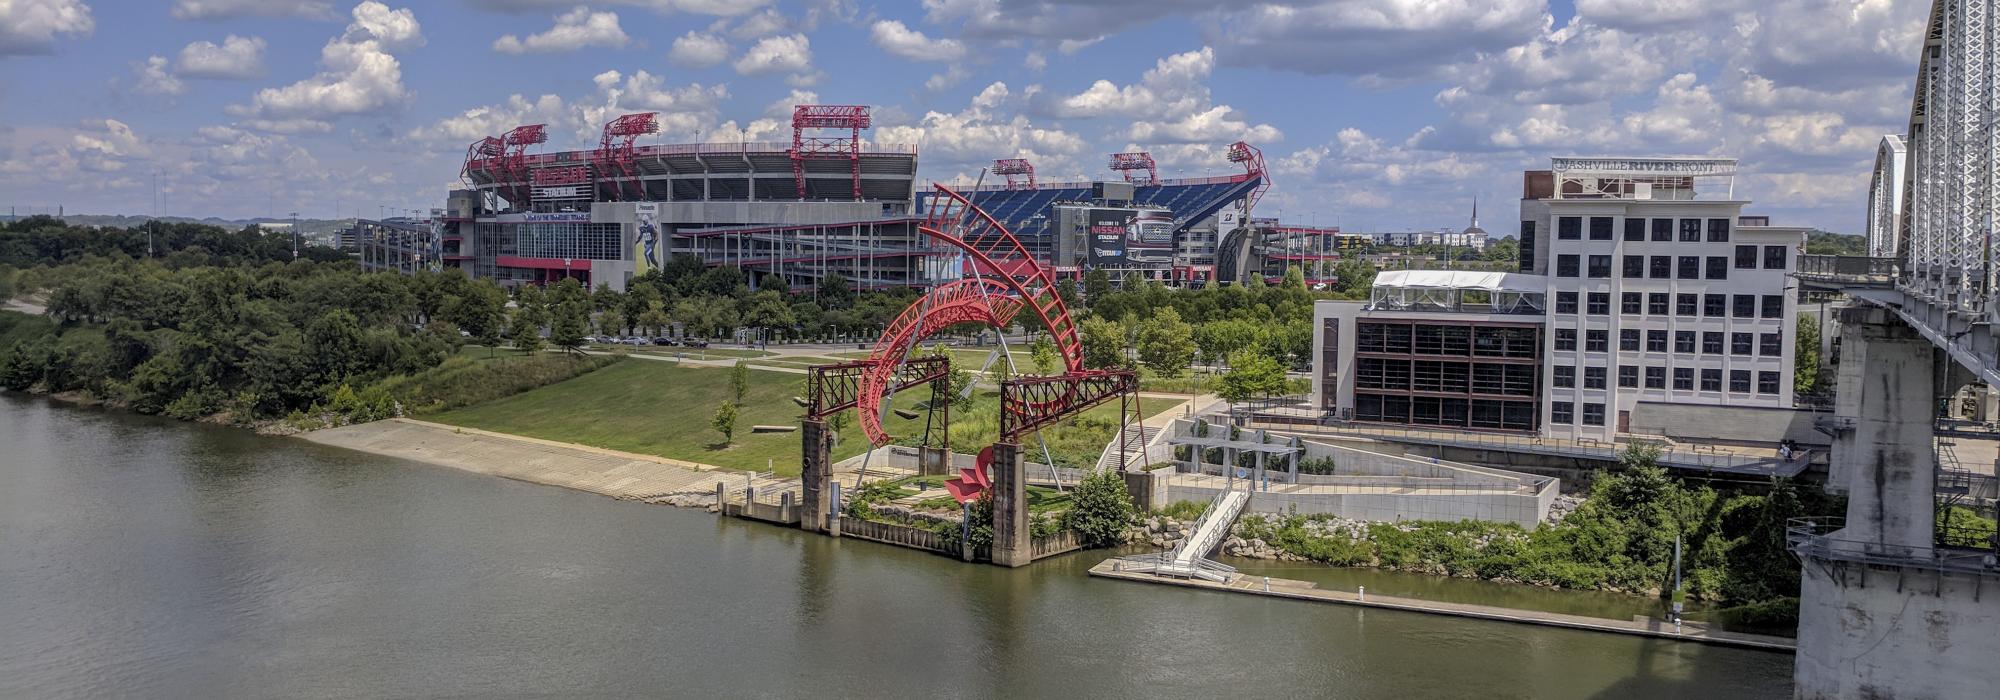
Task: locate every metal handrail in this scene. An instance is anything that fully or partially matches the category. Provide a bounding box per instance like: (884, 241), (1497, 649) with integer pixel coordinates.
(1787, 517), (1998, 574)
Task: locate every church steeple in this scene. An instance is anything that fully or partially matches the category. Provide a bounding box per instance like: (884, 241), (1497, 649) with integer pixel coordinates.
(1470, 194), (1480, 230)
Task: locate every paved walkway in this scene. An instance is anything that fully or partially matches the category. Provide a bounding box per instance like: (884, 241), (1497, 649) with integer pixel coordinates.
(299, 418), (805, 504)
(1087, 560), (1795, 652)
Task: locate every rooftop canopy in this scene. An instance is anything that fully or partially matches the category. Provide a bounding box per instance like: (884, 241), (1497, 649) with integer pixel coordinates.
(1369, 270), (1547, 315)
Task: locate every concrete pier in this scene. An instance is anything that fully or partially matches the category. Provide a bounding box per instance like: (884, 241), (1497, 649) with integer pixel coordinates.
(799, 419), (833, 533)
(989, 442), (1031, 568)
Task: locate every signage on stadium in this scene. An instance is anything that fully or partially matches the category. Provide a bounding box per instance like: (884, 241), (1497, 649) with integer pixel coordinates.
(492, 212), (593, 223)
(532, 166), (590, 185)
(533, 186), (586, 199)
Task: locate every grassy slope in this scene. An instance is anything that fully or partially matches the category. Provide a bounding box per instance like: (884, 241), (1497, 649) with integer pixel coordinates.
(427, 359), (1168, 476)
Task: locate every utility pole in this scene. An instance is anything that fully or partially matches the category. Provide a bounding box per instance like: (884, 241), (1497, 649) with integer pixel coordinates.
(290, 212), (300, 259)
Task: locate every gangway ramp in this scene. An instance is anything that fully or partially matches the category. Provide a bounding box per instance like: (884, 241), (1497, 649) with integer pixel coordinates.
(1114, 489), (1248, 582)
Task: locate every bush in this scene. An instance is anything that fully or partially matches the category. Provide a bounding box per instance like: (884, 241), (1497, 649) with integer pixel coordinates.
(1155, 499), (1207, 520)
(371, 353), (620, 415)
(1064, 469), (1136, 547)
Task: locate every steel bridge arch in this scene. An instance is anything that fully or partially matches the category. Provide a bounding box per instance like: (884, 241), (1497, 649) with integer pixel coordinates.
(856, 278), (1022, 445)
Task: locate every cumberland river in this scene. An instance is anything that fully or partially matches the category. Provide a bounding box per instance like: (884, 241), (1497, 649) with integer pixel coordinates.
(0, 396), (1794, 699)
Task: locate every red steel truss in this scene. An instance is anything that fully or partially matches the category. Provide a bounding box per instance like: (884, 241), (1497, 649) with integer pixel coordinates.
(462, 136), (505, 186)
(999, 371), (1139, 442)
(855, 278), (1023, 446)
(500, 125), (548, 205)
(1227, 140), (1270, 214)
(806, 356), (949, 420)
(1108, 152), (1158, 185)
(915, 184), (1084, 372)
(992, 158), (1035, 189)
(790, 104), (871, 199)
(594, 113), (658, 201)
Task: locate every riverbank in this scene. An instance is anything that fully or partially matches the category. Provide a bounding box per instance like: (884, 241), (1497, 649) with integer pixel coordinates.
(1087, 559), (1797, 652)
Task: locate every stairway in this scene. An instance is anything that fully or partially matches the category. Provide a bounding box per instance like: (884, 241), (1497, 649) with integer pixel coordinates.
(1093, 424), (1161, 473)
(1160, 489), (1248, 581)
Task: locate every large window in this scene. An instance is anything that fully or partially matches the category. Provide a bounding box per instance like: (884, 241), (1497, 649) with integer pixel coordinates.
(1677, 256), (1700, 279)
(1552, 401), (1574, 424)
(1584, 366), (1607, 389)
(1764, 245), (1789, 269)
(1645, 366), (1666, 389)
(1647, 329), (1667, 352)
(1760, 332), (1782, 357)
(1674, 367), (1695, 390)
(480, 222), (626, 261)
(1679, 218), (1702, 242)
(1705, 256), (1729, 280)
(1557, 254), (1580, 277)
(1758, 371), (1781, 395)
(1732, 332), (1754, 356)
(1701, 368), (1723, 391)
(1704, 294), (1727, 317)
(1558, 217), (1582, 240)
(1648, 292), (1669, 315)
(1620, 328), (1640, 351)
(1587, 292), (1610, 315)
(1520, 221), (1537, 273)
(1623, 255), (1645, 278)
(1588, 255), (1612, 278)
(1702, 331), (1724, 354)
(1733, 294), (1756, 319)
(1650, 256), (1672, 278)
(1651, 218), (1673, 241)
(1555, 328), (1577, 351)
(1623, 218), (1645, 242)
(1586, 329), (1608, 352)
(1582, 403), (1606, 426)
(1675, 330), (1696, 353)
(1622, 292), (1642, 314)
(1735, 244), (1758, 269)
(1356, 323), (1414, 353)
(1556, 291), (1578, 313)
(1762, 294), (1784, 318)
(1554, 365), (1575, 388)
(1589, 217), (1614, 241)
(1730, 370), (1752, 393)
(1707, 218), (1731, 242)
(1618, 365), (1639, 388)
(1676, 293), (1698, 317)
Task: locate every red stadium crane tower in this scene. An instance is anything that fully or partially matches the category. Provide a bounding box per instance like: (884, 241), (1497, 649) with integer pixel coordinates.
(462, 136), (505, 187)
(1227, 140), (1270, 214)
(1108, 151), (1158, 185)
(499, 124), (548, 205)
(992, 158), (1036, 189)
(790, 104), (872, 199)
(594, 112), (658, 201)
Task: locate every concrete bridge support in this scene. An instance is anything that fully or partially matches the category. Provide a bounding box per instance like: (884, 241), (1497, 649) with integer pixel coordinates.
(800, 419), (833, 534)
(1796, 307), (2000, 700)
(989, 442), (1032, 568)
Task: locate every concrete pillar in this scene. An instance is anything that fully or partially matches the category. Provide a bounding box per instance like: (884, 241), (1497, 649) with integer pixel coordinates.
(1122, 469), (1166, 512)
(1980, 386), (1999, 424)
(1830, 306), (1936, 552)
(989, 442), (1032, 567)
(1288, 436), (1300, 484)
(800, 419), (833, 533)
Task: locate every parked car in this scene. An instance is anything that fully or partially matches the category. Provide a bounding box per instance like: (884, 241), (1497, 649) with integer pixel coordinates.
(581, 335), (599, 344)
(681, 339), (709, 348)
(651, 337), (676, 346)
(622, 337), (648, 346)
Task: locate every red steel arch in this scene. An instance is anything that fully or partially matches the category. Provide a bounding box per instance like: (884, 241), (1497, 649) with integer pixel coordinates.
(912, 184), (1084, 372)
(856, 279), (1022, 445)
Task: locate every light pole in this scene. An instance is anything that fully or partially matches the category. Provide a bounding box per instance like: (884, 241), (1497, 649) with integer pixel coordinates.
(290, 211), (299, 259)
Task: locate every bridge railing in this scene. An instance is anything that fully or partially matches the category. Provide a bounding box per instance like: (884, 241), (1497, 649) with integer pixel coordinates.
(1788, 517), (1997, 573)
(1797, 255), (1900, 286)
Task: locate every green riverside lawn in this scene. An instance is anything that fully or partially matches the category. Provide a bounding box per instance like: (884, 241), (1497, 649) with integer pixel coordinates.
(427, 358), (1167, 476)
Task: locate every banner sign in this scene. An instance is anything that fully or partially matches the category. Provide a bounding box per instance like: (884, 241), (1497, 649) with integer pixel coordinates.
(532, 186), (585, 199)
(492, 212), (592, 223)
(532, 166), (590, 185)
(1087, 209), (1130, 264)
(634, 202), (660, 274)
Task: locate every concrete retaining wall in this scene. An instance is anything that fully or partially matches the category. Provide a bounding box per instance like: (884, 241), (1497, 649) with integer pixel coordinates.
(1162, 484), (1550, 530)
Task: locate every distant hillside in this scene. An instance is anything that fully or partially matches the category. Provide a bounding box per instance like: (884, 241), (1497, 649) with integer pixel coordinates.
(0, 214), (356, 240)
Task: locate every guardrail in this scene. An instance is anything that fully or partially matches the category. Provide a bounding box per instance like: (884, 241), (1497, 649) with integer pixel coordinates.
(1796, 255), (1899, 286)
(1787, 517), (1998, 574)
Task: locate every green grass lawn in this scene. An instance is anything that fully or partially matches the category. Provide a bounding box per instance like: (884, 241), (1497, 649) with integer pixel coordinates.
(625, 346), (774, 359)
(426, 359), (1170, 476)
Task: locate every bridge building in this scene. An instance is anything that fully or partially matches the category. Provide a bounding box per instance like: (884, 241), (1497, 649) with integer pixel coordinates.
(1312, 157), (1806, 445)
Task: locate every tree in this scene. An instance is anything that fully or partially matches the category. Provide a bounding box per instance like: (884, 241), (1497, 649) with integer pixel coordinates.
(1795, 314), (1822, 395)
(444, 280), (507, 347)
(1332, 257), (1377, 298)
(637, 304), (671, 337)
(817, 272), (854, 309)
(1030, 334), (1058, 375)
(741, 289), (795, 343)
(730, 360), (749, 405)
(1064, 469), (1136, 547)
(1082, 269), (1112, 306)
(1136, 306), (1197, 378)
(711, 401), (738, 446)
(547, 279), (589, 354)
(509, 285), (547, 354)
(597, 308), (626, 337)
(1217, 349), (1288, 414)
(1079, 317), (1127, 370)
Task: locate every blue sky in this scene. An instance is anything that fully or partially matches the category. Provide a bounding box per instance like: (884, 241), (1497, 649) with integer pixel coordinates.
(0, 1), (1931, 234)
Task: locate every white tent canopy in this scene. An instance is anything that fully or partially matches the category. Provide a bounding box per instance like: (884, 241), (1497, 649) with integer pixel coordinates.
(1369, 270), (1547, 314)
(1372, 269), (1546, 294)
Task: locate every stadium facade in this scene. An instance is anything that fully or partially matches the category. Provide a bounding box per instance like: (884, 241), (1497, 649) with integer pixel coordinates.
(360, 106), (1274, 293)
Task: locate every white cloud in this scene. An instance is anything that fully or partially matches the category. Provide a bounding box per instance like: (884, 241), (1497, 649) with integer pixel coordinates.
(493, 6), (629, 54)
(1446, 19), (1666, 105)
(576, 69), (730, 142)
(231, 2), (423, 122)
(240, 118), (333, 134)
(1574, 0), (1748, 30)
(876, 82), (1086, 173)
(463, 0), (769, 17)
(1045, 46), (1214, 118)
(407, 94), (570, 146)
(177, 35), (266, 80)
(734, 33), (812, 76)
(668, 30), (729, 68)
(870, 20), (965, 62)
(134, 56), (186, 96)
(925, 65), (971, 92)
(728, 8), (797, 39)
(0, 0), (94, 55)
(1210, 0), (1547, 79)
(1130, 106), (1283, 144)
(170, 0), (331, 20)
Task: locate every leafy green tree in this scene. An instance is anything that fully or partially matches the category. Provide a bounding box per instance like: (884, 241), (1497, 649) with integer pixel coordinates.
(730, 360), (749, 405)
(304, 309), (367, 385)
(1795, 314), (1822, 395)
(1218, 349), (1288, 410)
(741, 289), (795, 343)
(1064, 469), (1136, 547)
(597, 308), (626, 337)
(1137, 306), (1197, 379)
(1079, 316), (1127, 370)
(711, 400), (738, 445)
(817, 272), (854, 309)
(548, 279), (590, 354)
(637, 304), (671, 337)
(444, 279), (507, 346)
(1120, 271), (1145, 292)
(1030, 334), (1058, 375)
(509, 285), (547, 354)
(1332, 257), (1377, 298)
(1082, 269), (1112, 306)
(1194, 319), (1261, 367)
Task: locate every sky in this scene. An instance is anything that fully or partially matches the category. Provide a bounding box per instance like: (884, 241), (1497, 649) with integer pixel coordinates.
(0, 0), (1931, 235)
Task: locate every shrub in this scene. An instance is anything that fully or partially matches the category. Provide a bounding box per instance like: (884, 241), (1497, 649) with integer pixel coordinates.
(1064, 469), (1136, 547)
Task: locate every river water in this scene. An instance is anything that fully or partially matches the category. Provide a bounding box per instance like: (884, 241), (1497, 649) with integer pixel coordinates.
(0, 396), (1794, 699)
